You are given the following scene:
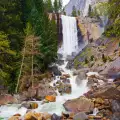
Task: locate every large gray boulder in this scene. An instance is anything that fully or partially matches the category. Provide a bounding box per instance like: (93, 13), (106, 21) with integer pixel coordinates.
(63, 96), (94, 113)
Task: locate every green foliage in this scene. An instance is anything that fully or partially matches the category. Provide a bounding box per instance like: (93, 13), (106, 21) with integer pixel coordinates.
(63, 8), (66, 15)
(0, 0), (24, 93)
(25, 0), (57, 72)
(90, 55), (94, 61)
(45, 0), (53, 13)
(53, 0), (62, 13)
(72, 6), (77, 17)
(96, 0), (120, 37)
(88, 5), (92, 17)
(78, 10), (80, 16)
(0, 32), (17, 90)
(85, 58), (89, 64)
(0, 0), (24, 52)
(102, 54), (107, 63)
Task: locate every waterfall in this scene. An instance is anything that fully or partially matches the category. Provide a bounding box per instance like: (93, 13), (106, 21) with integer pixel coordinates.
(59, 15), (78, 57)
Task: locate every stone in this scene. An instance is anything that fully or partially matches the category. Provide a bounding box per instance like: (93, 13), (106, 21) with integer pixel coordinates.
(0, 94), (18, 105)
(21, 102), (38, 109)
(36, 84), (56, 100)
(63, 96), (94, 113)
(90, 83), (120, 100)
(24, 112), (42, 120)
(64, 84), (72, 94)
(73, 112), (88, 120)
(49, 65), (62, 76)
(63, 74), (71, 78)
(42, 112), (51, 120)
(62, 79), (70, 84)
(45, 95), (56, 102)
(111, 100), (120, 113)
(8, 116), (20, 120)
(51, 113), (61, 120)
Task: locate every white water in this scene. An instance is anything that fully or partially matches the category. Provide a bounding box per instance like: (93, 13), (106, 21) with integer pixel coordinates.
(0, 15), (89, 119)
(0, 62), (89, 119)
(58, 15), (78, 57)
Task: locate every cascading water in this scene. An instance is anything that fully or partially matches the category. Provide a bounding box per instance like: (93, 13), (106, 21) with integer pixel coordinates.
(0, 15), (89, 119)
(58, 15), (78, 57)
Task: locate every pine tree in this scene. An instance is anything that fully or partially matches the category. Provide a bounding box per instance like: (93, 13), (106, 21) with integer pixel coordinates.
(45, 0), (53, 13)
(0, 32), (16, 90)
(78, 10), (80, 16)
(72, 6), (77, 17)
(88, 5), (92, 17)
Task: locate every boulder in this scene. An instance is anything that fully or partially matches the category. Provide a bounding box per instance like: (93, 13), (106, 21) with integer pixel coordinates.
(90, 83), (120, 100)
(63, 74), (71, 78)
(73, 112), (88, 120)
(21, 102), (38, 109)
(45, 95), (56, 102)
(49, 65), (62, 76)
(42, 112), (51, 120)
(24, 112), (42, 120)
(111, 100), (120, 113)
(63, 96), (94, 113)
(0, 94), (18, 105)
(36, 84), (56, 100)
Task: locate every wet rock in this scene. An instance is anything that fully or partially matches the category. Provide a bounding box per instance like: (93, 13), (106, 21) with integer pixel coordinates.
(0, 94), (18, 105)
(64, 84), (72, 94)
(63, 74), (71, 78)
(73, 68), (89, 76)
(63, 96), (94, 113)
(73, 112), (88, 120)
(51, 113), (61, 120)
(36, 84), (56, 100)
(56, 60), (64, 65)
(62, 79), (70, 84)
(45, 95), (56, 102)
(75, 72), (86, 84)
(58, 83), (71, 94)
(49, 65), (62, 76)
(111, 100), (120, 113)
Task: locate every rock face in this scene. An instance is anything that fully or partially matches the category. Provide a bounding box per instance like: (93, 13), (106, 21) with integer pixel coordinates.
(90, 83), (120, 100)
(73, 112), (88, 120)
(63, 96), (94, 113)
(111, 100), (120, 113)
(20, 84), (56, 101)
(0, 94), (17, 105)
